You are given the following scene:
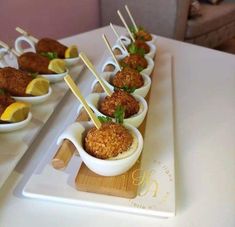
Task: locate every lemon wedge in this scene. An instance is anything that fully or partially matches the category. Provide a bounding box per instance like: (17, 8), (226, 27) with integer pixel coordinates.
(1, 102), (30, 123)
(26, 78), (50, 96)
(65, 45), (78, 58)
(48, 59), (66, 74)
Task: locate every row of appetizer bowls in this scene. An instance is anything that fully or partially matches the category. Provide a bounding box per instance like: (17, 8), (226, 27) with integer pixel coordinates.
(0, 26), (156, 177)
(0, 34), (81, 131)
(59, 27), (157, 176)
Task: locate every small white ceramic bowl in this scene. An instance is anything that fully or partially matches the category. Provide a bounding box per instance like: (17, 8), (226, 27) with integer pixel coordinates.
(63, 57), (80, 67)
(12, 86), (52, 105)
(85, 92), (148, 128)
(101, 55), (154, 77)
(91, 71), (151, 98)
(14, 35), (80, 68)
(0, 112), (32, 132)
(57, 121), (143, 176)
(39, 69), (69, 83)
(101, 57), (120, 74)
(112, 42), (156, 59)
(0, 46), (69, 83)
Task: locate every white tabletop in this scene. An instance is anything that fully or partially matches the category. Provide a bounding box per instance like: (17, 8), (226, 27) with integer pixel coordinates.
(0, 26), (234, 227)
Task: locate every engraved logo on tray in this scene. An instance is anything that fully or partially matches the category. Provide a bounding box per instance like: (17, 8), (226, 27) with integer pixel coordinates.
(129, 160), (173, 210)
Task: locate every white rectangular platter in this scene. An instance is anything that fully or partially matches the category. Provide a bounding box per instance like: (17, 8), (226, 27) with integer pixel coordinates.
(0, 63), (84, 188)
(22, 53), (175, 218)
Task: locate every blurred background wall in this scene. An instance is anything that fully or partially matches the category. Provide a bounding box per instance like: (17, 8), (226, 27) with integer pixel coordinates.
(0, 0), (101, 45)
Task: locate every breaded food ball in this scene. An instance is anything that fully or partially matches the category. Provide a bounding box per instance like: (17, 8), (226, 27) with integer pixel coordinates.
(112, 67), (144, 89)
(85, 122), (133, 159)
(135, 30), (152, 41)
(120, 54), (148, 71)
(99, 90), (139, 118)
(134, 40), (150, 54)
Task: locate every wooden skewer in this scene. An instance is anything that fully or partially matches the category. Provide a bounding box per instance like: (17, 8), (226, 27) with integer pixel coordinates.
(79, 52), (112, 96)
(15, 27), (38, 43)
(102, 34), (122, 71)
(110, 23), (129, 55)
(117, 10), (135, 42)
(64, 75), (101, 129)
(0, 40), (20, 56)
(125, 5), (138, 32)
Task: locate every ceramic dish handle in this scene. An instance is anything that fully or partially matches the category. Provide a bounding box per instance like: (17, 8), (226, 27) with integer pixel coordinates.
(0, 48), (10, 67)
(117, 35), (131, 46)
(0, 48), (19, 69)
(112, 44), (129, 57)
(14, 35), (36, 54)
(52, 123), (84, 169)
(101, 59), (119, 73)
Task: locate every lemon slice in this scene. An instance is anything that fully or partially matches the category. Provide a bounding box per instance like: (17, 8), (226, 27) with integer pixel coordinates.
(48, 59), (66, 73)
(65, 45), (78, 58)
(26, 78), (50, 96)
(0, 102), (30, 123)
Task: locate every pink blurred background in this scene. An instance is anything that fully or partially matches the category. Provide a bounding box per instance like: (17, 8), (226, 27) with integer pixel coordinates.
(0, 0), (101, 45)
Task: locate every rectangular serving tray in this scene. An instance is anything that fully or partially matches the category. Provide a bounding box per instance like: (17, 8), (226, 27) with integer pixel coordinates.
(22, 53), (175, 218)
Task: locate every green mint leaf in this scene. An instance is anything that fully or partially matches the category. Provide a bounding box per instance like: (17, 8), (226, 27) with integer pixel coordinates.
(30, 72), (38, 78)
(98, 116), (112, 123)
(136, 65), (144, 72)
(128, 43), (145, 56)
(137, 47), (145, 57)
(114, 105), (125, 124)
(41, 52), (58, 60)
(128, 43), (138, 54)
(129, 25), (136, 34)
(121, 85), (136, 93)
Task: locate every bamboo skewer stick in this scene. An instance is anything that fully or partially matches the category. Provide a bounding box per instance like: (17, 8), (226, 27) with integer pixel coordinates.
(64, 75), (101, 129)
(125, 5), (138, 32)
(102, 34), (122, 71)
(117, 10), (135, 42)
(15, 27), (38, 43)
(0, 40), (19, 56)
(79, 52), (112, 96)
(110, 23), (129, 55)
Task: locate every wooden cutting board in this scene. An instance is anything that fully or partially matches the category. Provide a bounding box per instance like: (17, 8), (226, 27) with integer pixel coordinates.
(52, 79), (152, 198)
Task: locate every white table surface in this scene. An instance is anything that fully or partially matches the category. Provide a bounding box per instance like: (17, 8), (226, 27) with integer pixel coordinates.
(0, 26), (234, 227)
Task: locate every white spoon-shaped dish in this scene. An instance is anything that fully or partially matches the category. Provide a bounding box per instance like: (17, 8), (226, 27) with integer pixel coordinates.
(112, 42), (156, 59)
(57, 121), (143, 176)
(0, 112), (32, 132)
(101, 55), (154, 77)
(85, 92), (148, 128)
(91, 71), (151, 98)
(0, 48), (68, 83)
(38, 69), (69, 83)
(12, 86), (52, 105)
(63, 56), (81, 67)
(14, 35), (80, 68)
(116, 34), (157, 46)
